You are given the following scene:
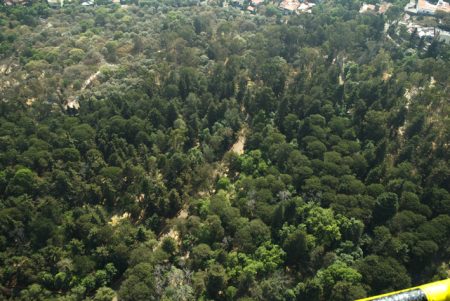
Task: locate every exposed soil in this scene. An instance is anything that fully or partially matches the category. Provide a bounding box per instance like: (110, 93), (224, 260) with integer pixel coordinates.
(155, 123), (248, 254)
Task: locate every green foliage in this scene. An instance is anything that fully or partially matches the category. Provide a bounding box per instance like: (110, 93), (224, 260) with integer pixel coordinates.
(280, 226), (313, 267)
(93, 287), (116, 301)
(357, 255), (411, 294)
(206, 263), (227, 299)
(373, 192), (399, 224)
(0, 1), (449, 300)
(316, 260), (362, 293)
(302, 205), (341, 247)
(6, 168), (38, 196)
(234, 219), (271, 253)
(119, 263), (156, 301)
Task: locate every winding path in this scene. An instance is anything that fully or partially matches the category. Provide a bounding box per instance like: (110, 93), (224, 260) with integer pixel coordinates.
(156, 123), (248, 250)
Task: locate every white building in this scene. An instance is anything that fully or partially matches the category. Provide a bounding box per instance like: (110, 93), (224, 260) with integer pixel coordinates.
(47, 0), (64, 7)
(407, 0), (450, 15)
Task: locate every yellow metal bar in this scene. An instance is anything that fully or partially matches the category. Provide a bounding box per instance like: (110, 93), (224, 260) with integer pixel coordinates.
(356, 279), (450, 301)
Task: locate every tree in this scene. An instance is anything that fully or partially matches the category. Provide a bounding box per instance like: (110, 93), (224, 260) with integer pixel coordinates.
(316, 260), (363, 298)
(282, 228), (311, 267)
(161, 237), (177, 256)
(93, 287), (116, 301)
(170, 118), (188, 152)
(373, 193), (399, 224)
(357, 255), (411, 294)
(206, 264), (227, 299)
(306, 140), (327, 159)
(202, 214), (225, 244)
(363, 111), (387, 142)
(260, 56), (288, 96)
(234, 219), (271, 253)
(131, 34), (144, 54)
(250, 272), (292, 301)
(30, 216), (56, 248)
(53, 147), (80, 162)
(191, 243), (213, 270)
(103, 41), (118, 63)
(295, 279), (323, 301)
(119, 263), (157, 301)
(330, 281), (366, 301)
(265, 4), (281, 17)
(6, 168), (38, 197)
(20, 284), (50, 301)
(71, 124), (95, 153)
(250, 87), (277, 114)
(304, 206), (341, 247)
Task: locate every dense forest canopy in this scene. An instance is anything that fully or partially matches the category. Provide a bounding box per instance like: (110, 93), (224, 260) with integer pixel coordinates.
(0, 0), (449, 300)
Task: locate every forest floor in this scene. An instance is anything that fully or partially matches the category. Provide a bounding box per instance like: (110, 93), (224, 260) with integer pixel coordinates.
(229, 126), (246, 156)
(64, 61), (117, 110)
(81, 61), (117, 91)
(81, 70), (102, 91)
(398, 86), (418, 138)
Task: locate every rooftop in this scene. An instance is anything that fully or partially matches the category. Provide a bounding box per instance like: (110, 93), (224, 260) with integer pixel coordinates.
(417, 0), (450, 13)
(4, 0), (27, 5)
(251, 0), (263, 6)
(359, 3), (376, 13)
(378, 2), (392, 13)
(279, 0), (300, 11)
(435, 0), (450, 12)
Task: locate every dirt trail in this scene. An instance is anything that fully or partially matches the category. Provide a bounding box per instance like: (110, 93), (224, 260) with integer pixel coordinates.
(64, 62), (116, 110)
(398, 87), (417, 138)
(155, 123), (248, 252)
(81, 70), (101, 91)
(230, 127), (247, 156)
(81, 62), (116, 91)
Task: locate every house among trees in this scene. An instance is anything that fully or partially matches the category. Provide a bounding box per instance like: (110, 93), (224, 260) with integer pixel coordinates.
(378, 1), (392, 13)
(47, 0), (64, 7)
(279, 0), (315, 14)
(250, 0), (263, 6)
(359, 2), (392, 14)
(359, 3), (376, 13)
(405, 0), (450, 15)
(438, 30), (450, 42)
(3, 0), (27, 6)
(279, 0), (300, 13)
(419, 0), (450, 14)
(298, 1), (315, 12)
